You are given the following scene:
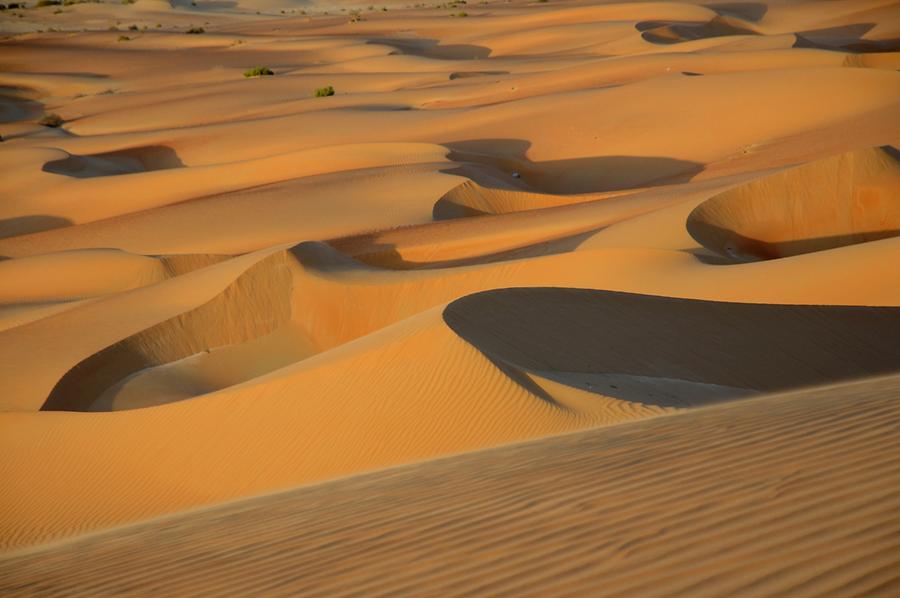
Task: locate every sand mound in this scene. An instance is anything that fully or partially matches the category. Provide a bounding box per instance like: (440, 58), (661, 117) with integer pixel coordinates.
(0, 299), (667, 551)
(0, 247), (281, 412)
(44, 250), (296, 412)
(688, 146), (900, 260)
(4, 373), (898, 595)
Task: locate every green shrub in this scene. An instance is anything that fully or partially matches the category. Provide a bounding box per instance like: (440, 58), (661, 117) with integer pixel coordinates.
(243, 66), (273, 77)
(186, 26), (204, 33)
(452, 11), (467, 16)
(314, 85), (334, 97)
(121, 0), (135, 4)
(39, 113), (64, 127)
(36, 0), (61, 7)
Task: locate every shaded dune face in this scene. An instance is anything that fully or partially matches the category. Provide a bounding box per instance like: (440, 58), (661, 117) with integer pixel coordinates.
(42, 145), (184, 178)
(638, 15), (760, 44)
(444, 287), (900, 407)
(42, 252), (295, 412)
(443, 139), (704, 197)
(687, 146), (900, 261)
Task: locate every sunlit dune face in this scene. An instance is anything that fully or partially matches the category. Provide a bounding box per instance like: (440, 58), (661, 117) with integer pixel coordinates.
(688, 146), (900, 261)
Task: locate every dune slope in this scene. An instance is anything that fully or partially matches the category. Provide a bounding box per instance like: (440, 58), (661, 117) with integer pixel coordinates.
(3, 374), (899, 596)
(1, 0), (899, 585)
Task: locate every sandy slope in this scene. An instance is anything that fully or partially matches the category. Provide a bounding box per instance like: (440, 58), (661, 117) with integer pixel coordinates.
(3, 374), (899, 596)
(1, 0), (900, 587)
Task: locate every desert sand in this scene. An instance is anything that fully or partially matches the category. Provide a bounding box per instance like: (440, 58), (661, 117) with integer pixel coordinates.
(1, 0), (899, 593)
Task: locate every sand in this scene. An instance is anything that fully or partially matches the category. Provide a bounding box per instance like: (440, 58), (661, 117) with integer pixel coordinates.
(4, 373), (900, 595)
(1, 0), (899, 592)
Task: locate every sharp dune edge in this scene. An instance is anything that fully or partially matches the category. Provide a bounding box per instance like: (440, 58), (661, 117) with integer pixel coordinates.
(2, 0), (900, 592)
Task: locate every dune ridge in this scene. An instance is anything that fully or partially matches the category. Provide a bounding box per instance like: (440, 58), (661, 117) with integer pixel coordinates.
(2, 0), (899, 589)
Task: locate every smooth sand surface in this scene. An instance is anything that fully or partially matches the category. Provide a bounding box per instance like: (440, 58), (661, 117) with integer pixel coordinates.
(3, 374), (900, 596)
(1, 0), (899, 591)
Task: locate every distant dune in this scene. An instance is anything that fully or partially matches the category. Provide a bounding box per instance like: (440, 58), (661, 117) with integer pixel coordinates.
(1, 0), (899, 591)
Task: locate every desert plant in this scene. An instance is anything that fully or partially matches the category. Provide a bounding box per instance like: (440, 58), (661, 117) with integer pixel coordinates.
(118, 34), (130, 40)
(128, 23), (137, 29)
(314, 85), (335, 97)
(36, 0), (61, 7)
(452, 10), (467, 16)
(121, 0), (135, 4)
(186, 26), (204, 33)
(39, 113), (64, 127)
(243, 66), (273, 77)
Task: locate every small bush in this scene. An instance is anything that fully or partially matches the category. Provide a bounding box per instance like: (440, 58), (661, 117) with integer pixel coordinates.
(452, 11), (467, 16)
(314, 85), (334, 97)
(121, 0), (135, 4)
(128, 23), (138, 30)
(243, 66), (273, 78)
(118, 34), (130, 40)
(39, 113), (64, 127)
(36, 0), (61, 6)
(0, 4), (6, 9)
(186, 26), (204, 33)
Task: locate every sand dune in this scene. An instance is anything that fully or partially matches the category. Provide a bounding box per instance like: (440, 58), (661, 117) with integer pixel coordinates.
(2, 0), (899, 589)
(3, 374), (899, 595)
(688, 145), (900, 260)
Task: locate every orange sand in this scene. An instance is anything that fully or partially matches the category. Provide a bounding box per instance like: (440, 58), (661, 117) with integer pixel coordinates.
(1, 0), (899, 591)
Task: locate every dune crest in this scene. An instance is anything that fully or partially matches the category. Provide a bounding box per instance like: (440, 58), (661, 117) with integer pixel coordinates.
(2, 0), (900, 588)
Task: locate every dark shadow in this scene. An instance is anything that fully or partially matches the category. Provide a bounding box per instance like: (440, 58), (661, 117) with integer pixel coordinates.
(444, 288), (900, 407)
(171, 0), (238, 8)
(42, 145), (184, 178)
(0, 87), (42, 123)
(638, 16), (759, 44)
(367, 37), (491, 60)
(704, 2), (767, 22)
(0, 215), (72, 240)
(793, 23), (899, 53)
(329, 226), (603, 271)
(449, 70), (509, 80)
(687, 219), (900, 261)
(336, 104), (413, 112)
(442, 138), (703, 195)
(681, 71), (703, 76)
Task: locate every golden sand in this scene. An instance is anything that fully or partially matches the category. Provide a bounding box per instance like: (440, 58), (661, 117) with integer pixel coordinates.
(1, 0), (899, 592)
